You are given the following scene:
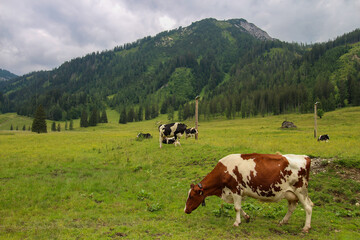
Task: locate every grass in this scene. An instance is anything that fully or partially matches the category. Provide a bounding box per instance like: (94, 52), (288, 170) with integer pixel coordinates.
(1, 107), (360, 239)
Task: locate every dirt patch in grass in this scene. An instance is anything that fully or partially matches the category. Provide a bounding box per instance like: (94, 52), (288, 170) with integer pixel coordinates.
(311, 157), (360, 183)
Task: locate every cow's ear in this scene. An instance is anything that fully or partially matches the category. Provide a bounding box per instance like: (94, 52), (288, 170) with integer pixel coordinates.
(190, 184), (195, 189)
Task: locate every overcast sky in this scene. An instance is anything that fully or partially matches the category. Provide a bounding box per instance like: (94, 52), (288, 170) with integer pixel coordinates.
(1, 0), (359, 76)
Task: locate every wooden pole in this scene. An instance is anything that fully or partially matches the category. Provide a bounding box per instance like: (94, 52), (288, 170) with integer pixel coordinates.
(195, 96), (200, 140)
(314, 102), (319, 138)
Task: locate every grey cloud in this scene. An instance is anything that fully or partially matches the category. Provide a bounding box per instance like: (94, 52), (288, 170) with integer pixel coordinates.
(0, 0), (359, 75)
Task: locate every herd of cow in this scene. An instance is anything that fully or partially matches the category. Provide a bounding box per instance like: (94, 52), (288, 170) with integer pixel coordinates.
(136, 122), (330, 233)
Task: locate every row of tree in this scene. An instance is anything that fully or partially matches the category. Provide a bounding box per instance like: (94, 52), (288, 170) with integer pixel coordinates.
(80, 109), (108, 128)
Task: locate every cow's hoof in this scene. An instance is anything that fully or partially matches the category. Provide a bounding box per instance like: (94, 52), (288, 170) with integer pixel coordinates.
(233, 222), (240, 227)
(245, 215), (250, 223)
(302, 227), (311, 233)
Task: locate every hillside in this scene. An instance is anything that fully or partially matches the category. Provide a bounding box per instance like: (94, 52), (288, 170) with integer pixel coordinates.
(0, 18), (359, 121)
(0, 68), (17, 81)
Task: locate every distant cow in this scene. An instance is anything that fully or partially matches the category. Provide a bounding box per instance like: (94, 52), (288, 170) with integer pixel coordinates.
(158, 123), (187, 148)
(137, 133), (152, 139)
(162, 137), (176, 145)
(318, 134), (329, 142)
(185, 127), (198, 139)
(185, 153), (313, 233)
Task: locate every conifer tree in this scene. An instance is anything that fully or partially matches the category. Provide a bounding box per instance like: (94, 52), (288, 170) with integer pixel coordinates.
(119, 108), (127, 124)
(57, 123), (61, 132)
(167, 106), (174, 120)
(89, 108), (98, 126)
(80, 110), (88, 127)
(51, 121), (56, 131)
(69, 119), (74, 130)
(100, 110), (108, 123)
(137, 106), (143, 122)
(145, 105), (151, 120)
(10, 124), (13, 131)
(127, 107), (135, 122)
(22, 125), (26, 131)
(65, 121), (68, 130)
(32, 105), (47, 133)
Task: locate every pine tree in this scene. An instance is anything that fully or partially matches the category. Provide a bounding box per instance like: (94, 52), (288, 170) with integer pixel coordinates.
(80, 110), (88, 127)
(137, 106), (143, 122)
(69, 119), (74, 130)
(51, 122), (56, 131)
(100, 110), (108, 123)
(167, 106), (174, 120)
(145, 105), (151, 120)
(119, 108), (127, 124)
(10, 124), (13, 131)
(127, 107), (135, 122)
(22, 125), (26, 131)
(57, 123), (61, 132)
(65, 121), (68, 130)
(32, 105), (47, 133)
(89, 108), (98, 126)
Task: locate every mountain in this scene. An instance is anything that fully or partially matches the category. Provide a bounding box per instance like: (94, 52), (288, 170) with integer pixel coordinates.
(1, 18), (359, 121)
(0, 69), (17, 81)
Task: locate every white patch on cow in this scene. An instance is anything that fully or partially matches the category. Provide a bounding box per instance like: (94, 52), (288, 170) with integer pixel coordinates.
(221, 187), (235, 204)
(184, 189), (192, 212)
(219, 154), (257, 182)
(283, 154), (308, 185)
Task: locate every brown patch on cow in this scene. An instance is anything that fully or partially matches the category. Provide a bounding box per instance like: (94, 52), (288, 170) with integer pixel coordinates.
(233, 166), (246, 189)
(240, 153), (293, 196)
(294, 157), (311, 188)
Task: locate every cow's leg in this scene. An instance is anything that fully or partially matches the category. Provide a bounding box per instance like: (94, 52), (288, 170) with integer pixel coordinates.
(232, 194), (243, 226)
(240, 208), (250, 223)
(279, 200), (297, 225)
(174, 135), (180, 147)
(296, 193), (313, 233)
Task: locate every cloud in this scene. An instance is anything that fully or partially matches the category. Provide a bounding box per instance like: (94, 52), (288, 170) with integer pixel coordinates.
(159, 15), (177, 30)
(0, 0), (359, 75)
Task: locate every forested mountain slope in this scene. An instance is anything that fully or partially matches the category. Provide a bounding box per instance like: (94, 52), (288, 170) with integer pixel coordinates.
(0, 18), (359, 121)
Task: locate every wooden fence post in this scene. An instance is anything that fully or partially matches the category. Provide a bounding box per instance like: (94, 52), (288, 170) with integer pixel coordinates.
(195, 96), (200, 140)
(314, 102), (319, 138)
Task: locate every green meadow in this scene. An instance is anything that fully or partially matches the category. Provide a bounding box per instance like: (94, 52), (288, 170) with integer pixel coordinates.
(0, 107), (359, 239)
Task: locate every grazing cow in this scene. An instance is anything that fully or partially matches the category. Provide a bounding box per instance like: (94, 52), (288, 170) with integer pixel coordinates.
(162, 137), (176, 145)
(158, 123), (187, 148)
(184, 153), (313, 233)
(185, 127), (198, 139)
(137, 133), (152, 139)
(318, 134), (330, 142)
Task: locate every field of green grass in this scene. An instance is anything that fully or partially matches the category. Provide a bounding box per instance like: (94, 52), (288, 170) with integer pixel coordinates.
(1, 107), (359, 239)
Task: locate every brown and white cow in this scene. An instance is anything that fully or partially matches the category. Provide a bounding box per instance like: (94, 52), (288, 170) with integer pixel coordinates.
(184, 153), (313, 233)
(158, 123), (187, 148)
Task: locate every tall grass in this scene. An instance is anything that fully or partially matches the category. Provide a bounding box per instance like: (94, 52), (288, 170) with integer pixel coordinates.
(0, 107), (359, 239)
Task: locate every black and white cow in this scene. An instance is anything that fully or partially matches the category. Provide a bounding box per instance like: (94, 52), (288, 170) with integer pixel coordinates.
(162, 137), (176, 145)
(158, 123), (187, 148)
(137, 133), (152, 139)
(185, 127), (198, 139)
(318, 134), (330, 142)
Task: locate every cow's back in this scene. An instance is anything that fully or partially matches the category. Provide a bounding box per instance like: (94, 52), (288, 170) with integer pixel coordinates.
(219, 153), (310, 201)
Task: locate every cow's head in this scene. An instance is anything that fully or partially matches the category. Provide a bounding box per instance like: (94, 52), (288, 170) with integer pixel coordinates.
(185, 128), (198, 138)
(184, 183), (206, 214)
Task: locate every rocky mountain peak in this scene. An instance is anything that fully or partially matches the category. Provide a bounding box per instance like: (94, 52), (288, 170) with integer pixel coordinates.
(230, 19), (273, 41)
